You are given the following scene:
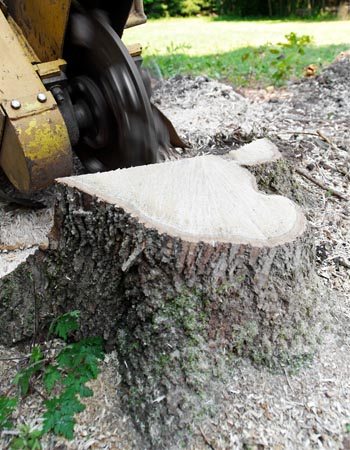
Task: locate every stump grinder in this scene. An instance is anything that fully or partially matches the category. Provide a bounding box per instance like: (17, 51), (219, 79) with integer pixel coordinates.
(0, 0), (183, 201)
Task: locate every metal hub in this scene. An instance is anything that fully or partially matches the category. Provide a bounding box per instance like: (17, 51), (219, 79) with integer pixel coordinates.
(69, 76), (110, 150)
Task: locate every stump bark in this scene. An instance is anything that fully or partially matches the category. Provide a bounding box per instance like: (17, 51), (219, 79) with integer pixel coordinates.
(227, 138), (306, 204)
(0, 154), (322, 447)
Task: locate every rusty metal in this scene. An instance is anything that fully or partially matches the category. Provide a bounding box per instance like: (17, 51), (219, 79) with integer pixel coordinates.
(6, 0), (71, 62)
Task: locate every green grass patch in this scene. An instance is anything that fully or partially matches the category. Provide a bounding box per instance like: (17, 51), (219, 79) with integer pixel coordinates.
(123, 17), (350, 86)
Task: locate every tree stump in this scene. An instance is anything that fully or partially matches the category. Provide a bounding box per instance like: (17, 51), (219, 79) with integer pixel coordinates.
(0, 154), (322, 447)
(227, 138), (306, 204)
(228, 137), (282, 166)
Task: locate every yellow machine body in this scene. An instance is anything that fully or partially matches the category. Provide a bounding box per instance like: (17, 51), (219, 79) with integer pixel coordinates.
(0, 7), (72, 193)
(0, 0), (146, 194)
(5, 0), (71, 63)
(5, 0), (146, 63)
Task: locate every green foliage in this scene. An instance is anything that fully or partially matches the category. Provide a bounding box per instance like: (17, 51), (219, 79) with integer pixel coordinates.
(1, 311), (104, 446)
(42, 392), (85, 440)
(9, 425), (42, 450)
(13, 346), (44, 396)
(181, 0), (202, 16)
(144, 0), (182, 17)
(143, 0), (346, 18)
(42, 366), (61, 395)
(242, 32), (313, 84)
(57, 338), (104, 379)
(0, 397), (17, 429)
(144, 0), (219, 17)
(48, 310), (80, 341)
(282, 32), (312, 49)
(40, 337), (103, 440)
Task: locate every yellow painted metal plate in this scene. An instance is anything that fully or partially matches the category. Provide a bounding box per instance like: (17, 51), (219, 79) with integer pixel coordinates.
(0, 10), (73, 193)
(0, 99), (73, 193)
(0, 11), (44, 101)
(35, 59), (67, 79)
(127, 43), (143, 57)
(2, 91), (57, 120)
(6, 0), (71, 62)
(7, 16), (40, 63)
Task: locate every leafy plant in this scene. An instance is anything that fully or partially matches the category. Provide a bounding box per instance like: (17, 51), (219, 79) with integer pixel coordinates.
(9, 425), (42, 450)
(48, 310), (80, 341)
(1, 311), (104, 446)
(270, 32), (312, 82)
(13, 346), (44, 396)
(0, 397), (17, 429)
(41, 336), (104, 439)
(242, 32), (313, 85)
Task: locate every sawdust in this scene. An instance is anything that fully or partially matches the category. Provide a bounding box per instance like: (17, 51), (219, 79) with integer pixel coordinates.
(1, 59), (350, 449)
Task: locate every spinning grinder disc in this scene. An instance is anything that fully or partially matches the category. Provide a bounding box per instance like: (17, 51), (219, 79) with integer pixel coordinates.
(67, 10), (159, 172)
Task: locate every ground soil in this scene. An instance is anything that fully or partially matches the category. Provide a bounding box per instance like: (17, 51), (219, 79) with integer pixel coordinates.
(0, 57), (350, 449)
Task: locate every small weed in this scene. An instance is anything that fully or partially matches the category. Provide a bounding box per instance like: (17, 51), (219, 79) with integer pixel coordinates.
(165, 41), (192, 54)
(1, 311), (104, 446)
(242, 32), (313, 85)
(0, 397), (17, 429)
(8, 425), (42, 450)
(48, 310), (80, 341)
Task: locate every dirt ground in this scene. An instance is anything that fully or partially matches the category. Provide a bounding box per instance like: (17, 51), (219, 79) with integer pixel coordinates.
(1, 57), (350, 449)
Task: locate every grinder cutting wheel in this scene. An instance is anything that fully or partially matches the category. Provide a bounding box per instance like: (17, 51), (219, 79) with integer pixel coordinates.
(0, 0), (184, 202)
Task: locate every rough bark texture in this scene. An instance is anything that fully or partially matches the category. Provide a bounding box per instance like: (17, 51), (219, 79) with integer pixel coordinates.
(227, 138), (307, 205)
(0, 156), (323, 448)
(248, 157), (307, 205)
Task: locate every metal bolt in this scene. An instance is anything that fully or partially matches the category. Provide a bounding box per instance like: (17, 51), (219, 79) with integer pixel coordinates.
(10, 100), (21, 110)
(55, 93), (65, 104)
(37, 93), (47, 103)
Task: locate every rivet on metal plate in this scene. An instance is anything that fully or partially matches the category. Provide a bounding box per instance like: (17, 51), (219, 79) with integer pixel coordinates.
(37, 93), (47, 103)
(10, 100), (21, 109)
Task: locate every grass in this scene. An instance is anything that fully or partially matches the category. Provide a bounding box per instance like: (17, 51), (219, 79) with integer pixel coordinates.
(123, 17), (350, 86)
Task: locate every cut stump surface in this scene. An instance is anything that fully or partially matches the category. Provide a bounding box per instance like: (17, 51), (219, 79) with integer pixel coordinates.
(62, 155), (306, 246)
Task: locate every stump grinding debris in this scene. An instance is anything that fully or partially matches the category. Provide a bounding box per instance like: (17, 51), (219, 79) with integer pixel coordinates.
(1, 59), (350, 449)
